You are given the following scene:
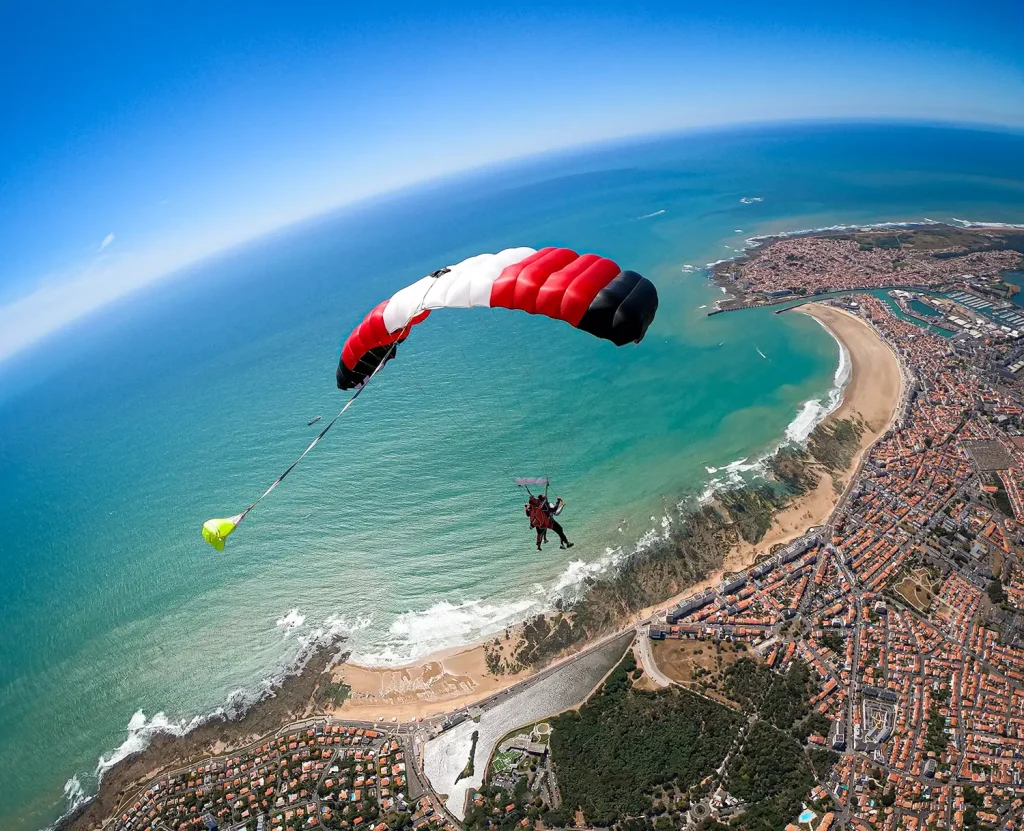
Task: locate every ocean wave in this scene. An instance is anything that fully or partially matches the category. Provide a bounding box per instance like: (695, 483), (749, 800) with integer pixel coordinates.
(740, 196), (764, 204)
(952, 218), (1024, 229)
(637, 209), (666, 219)
(784, 321), (850, 443)
(97, 711), (206, 775)
(62, 775), (88, 813)
(699, 456), (767, 501)
(58, 608), (362, 825)
(353, 598), (539, 665)
(276, 608), (306, 633)
(547, 549), (627, 603)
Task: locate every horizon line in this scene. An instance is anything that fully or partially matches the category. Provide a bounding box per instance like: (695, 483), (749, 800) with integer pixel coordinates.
(1, 115), (1022, 369)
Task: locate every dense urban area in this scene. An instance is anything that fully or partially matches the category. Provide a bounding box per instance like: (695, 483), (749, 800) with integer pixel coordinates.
(93, 225), (1024, 831)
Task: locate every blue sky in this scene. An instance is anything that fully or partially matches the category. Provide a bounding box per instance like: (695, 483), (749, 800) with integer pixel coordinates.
(1, 0), (1022, 361)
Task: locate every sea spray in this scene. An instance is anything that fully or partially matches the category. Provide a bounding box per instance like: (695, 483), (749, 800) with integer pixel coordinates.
(275, 608), (307, 634)
(65, 613), (359, 821)
(61, 777), (87, 814)
(353, 599), (537, 665)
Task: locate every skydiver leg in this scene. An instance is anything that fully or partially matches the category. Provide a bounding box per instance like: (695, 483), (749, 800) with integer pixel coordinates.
(550, 519), (573, 549)
(536, 528), (544, 551)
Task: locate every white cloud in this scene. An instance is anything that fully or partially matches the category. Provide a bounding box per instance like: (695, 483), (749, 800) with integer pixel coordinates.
(0, 220), (286, 364)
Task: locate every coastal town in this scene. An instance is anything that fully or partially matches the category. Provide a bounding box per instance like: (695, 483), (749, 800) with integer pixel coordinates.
(101, 721), (450, 831)
(78, 225), (1024, 831)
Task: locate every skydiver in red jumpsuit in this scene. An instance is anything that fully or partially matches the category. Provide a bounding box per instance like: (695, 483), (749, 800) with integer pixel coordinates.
(526, 494), (573, 551)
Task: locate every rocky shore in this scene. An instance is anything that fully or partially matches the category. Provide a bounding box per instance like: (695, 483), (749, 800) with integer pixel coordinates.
(58, 639), (348, 831)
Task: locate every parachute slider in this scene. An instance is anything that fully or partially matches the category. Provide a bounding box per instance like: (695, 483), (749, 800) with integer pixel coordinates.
(515, 477), (550, 487)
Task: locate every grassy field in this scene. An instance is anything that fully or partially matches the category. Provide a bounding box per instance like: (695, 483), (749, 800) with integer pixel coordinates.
(650, 638), (754, 706)
(894, 567), (940, 613)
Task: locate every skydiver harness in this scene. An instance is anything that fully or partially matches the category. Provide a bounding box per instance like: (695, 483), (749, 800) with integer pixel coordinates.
(528, 499), (554, 530)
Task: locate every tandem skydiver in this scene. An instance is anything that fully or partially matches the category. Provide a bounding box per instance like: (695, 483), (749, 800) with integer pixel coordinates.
(525, 492), (573, 552)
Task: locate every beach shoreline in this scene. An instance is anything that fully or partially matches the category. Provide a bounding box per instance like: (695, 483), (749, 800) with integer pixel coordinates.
(328, 299), (904, 722)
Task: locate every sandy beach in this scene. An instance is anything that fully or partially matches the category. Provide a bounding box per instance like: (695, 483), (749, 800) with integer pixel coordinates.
(329, 300), (904, 722)
(727, 302), (904, 566)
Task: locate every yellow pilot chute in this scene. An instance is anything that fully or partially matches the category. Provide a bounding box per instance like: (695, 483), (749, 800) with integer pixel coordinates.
(202, 515), (243, 551)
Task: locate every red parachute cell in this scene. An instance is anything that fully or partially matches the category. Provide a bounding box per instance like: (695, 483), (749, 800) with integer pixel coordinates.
(337, 246), (658, 389)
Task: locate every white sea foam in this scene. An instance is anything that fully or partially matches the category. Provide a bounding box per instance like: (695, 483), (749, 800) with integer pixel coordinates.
(784, 319), (850, 443)
(740, 196), (764, 204)
(354, 598), (539, 665)
(548, 551), (625, 603)
(756, 347), (768, 360)
(697, 304), (707, 309)
(637, 209), (666, 219)
(784, 400), (828, 444)
(952, 217), (1024, 229)
(85, 608), (361, 793)
(275, 608), (306, 632)
(63, 775), (88, 813)
(97, 711), (204, 775)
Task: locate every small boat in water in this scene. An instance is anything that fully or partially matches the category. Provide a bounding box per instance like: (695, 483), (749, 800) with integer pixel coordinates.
(307, 415), (322, 426)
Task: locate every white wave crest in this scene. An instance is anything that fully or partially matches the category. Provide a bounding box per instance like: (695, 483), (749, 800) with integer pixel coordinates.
(354, 598), (538, 665)
(784, 319), (850, 443)
(952, 217), (1024, 229)
(638, 209), (665, 219)
(740, 196), (764, 204)
(275, 608), (306, 632)
(548, 550), (626, 604)
(97, 711), (205, 775)
(784, 400), (828, 443)
(63, 775), (88, 812)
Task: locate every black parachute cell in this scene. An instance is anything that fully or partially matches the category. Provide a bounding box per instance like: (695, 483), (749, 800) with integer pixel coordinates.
(337, 344), (398, 390)
(576, 271), (659, 346)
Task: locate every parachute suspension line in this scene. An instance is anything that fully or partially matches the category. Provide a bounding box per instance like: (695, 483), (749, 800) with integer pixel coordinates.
(499, 312), (558, 471)
(399, 329), (520, 485)
(203, 298), (429, 551)
(236, 366), (377, 523)
(448, 319), (523, 482)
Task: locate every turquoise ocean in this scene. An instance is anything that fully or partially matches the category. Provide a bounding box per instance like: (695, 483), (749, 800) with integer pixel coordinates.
(2, 123), (1024, 830)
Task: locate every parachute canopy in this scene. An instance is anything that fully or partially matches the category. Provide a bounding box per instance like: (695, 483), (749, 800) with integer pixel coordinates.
(202, 514), (243, 551)
(337, 247), (659, 389)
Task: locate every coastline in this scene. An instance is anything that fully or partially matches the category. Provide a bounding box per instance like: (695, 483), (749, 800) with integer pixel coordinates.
(56, 242), (917, 830)
(59, 296), (906, 830)
(328, 300), (904, 721)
